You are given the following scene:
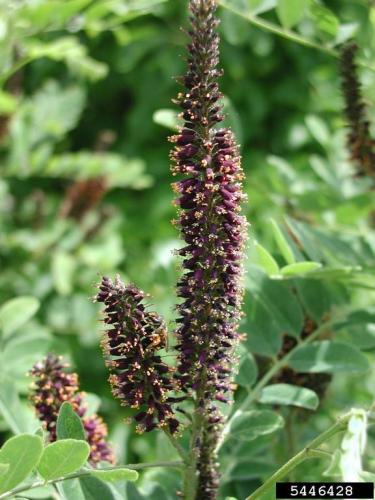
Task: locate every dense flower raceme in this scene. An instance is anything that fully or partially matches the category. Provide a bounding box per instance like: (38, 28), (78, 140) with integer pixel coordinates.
(170, 0), (247, 411)
(340, 42), (375, 178)
(96, 276), (180, 434)
(29, 354), (115, 465)
(169, 1), (247, 496)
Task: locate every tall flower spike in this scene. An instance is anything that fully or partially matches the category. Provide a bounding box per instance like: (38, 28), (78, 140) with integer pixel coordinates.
(340, 42), (375, 178)
(96, 276), (179, 434)
(170, 0), (247, 496)
(30, 354), (115, 465)
(171, 0), (247, 412)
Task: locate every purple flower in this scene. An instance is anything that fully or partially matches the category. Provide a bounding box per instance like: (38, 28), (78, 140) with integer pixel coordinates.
(96, 276), (179, 434)
(170, 0), (247, 411)
(29, 354), (115, 465)
(169, 0), (247, 496)
(340, 42), (375, 178)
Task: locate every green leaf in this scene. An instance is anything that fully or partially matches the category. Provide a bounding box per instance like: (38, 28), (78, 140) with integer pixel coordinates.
(248, 0), (277, 15)
(152, 109), (179, 130)
(26, 38), (108, 81)
(0, 434), (43, 494)
(270, 219), (295, 264)
(229, 410), (284, 442)
(57, 403), (86, 441)
(0, 296), (40, 338)
(296, 279), (332, 322)
(227, 459), (275, 481)
(289, 341), (369, 374)
(0, 90), (17, 114)
(305, 115), (330, 146)
(1, 326), (52, 378)
(37, 439), (90, 480)
(276, 0), (309, 28)
(80, 475), (117, 500)
(52, 252), (76, 296)
(0, 375), (37, 434)
(245, 267), (304, 356)
(254, 241), (279, 275)
(309, 3), (339, 39)
(236, 351), (258, 387)
(280, 261), (322, 276)
(258, 384), (319, 410)
(91, 468), (139, 483)
(57, 479), (85, 500)
(0, 464), (9, 478)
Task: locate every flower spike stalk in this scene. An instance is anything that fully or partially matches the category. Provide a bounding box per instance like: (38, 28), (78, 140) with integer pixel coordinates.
(170, 0), (247, 497)
(340, 42), (375, 178)
(30, 354), (115, 465)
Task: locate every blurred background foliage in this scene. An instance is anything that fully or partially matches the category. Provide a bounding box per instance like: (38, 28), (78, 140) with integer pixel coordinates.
(0, 0), (375, 498)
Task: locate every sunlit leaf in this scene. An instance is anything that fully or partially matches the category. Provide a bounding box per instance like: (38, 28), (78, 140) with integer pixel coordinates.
(270, 219), (295, 265)
(254, 241), (280, 275)
(289, 341), (369, 374)
(258, 383), (319, 410)
(38, 440), (90, 480)
(0, 434), (43, 494)
(228, 410), (284, 442)
(281, 261), (322, 276)
(57, 403), (86, 441)
(91, 468), (138, 483)
(276, 0), (309, 28)
(0, 296), (40, 338)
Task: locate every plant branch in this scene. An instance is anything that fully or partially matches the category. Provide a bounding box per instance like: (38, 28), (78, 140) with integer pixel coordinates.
(218, 1), (375, 72)
(0, 462), (183, 500)
(218, 317), (336, 450)
(163, 429), (188, 463)
(245, 412), (354, 499)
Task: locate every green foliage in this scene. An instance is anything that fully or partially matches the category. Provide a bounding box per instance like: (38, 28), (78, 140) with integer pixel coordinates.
(0, 434), (43, 494)
(56, 403), (86, 441)
(0, 297), (40, 339)
(38, 439), (90, 480)
(0, 0), (374, 497)
(91, 468), (139, 483)
(289, 341), (370, 374)
(258, 383), (319, 410)
(228, 410), (284, 442)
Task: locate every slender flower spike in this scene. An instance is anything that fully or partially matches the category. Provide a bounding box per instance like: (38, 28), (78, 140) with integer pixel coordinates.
(30, 354), (115, 465)
(96, 276), (179, 434)
(170, 1), (247, 496)
(340, 42), (375, 178)
(171, 0), (247, 412)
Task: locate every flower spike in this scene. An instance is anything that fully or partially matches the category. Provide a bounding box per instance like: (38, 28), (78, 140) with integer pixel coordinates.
(29, 354), (115, 465)
(96, 275), (179, 434)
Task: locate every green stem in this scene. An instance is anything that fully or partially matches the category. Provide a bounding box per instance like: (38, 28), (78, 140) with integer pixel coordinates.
(183, 388), (207, 500)
(218, 318), (335, 449)
(218, 0), (375, 72)
(163, 429), (188, 463)
(246, 412), (353, 500)
(0, 462), (183, 500)
(284, 410), (297, 481)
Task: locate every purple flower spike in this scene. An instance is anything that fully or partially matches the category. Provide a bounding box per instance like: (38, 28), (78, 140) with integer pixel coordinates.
(170, 0), (248, 496)
(171, 0), (247, 414)
(340, 42), (375, 178)
(96, 275), (179, 435)
(29, 354), (115, 466)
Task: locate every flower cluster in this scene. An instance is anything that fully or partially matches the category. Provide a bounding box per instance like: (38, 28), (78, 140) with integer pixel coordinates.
(340, 42), (375, 178)
(169, 0), (247, 495)
(170, 0), (247, 410)
(96, 275), (179, 434)
(29, 354), (114, 465)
